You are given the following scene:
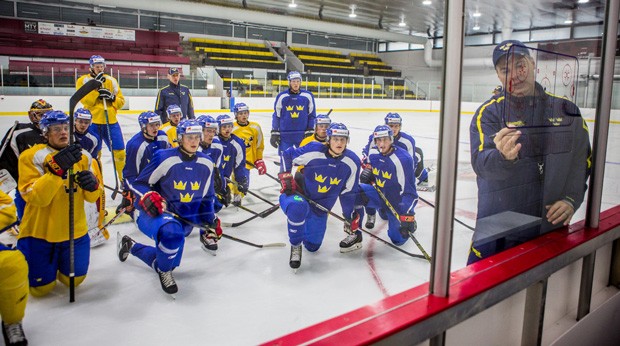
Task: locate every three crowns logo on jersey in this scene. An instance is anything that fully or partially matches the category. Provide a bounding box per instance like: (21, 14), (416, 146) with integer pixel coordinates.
(315, 173), (341, 193)
(174, 180), (200, 202)
(374, 169), (392, 189)
(285, 105), (304, 118)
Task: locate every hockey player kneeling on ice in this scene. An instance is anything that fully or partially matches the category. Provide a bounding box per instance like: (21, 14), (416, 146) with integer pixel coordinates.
(216, 114), (249, 211)
(358, 125), (418, 245)
(118, 112), (170, 220)
(16, 111), (102, 297)
(197, 115), (227, 208)
(0, 190), (29, 346)
(119, 120), (220, 295)
(279, 123), (363, 270)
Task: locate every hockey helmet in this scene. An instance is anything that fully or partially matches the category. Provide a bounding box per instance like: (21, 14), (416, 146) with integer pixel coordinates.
(216, 114), (234, 128)
(373, 124), (394, 142)
(166, 104), (183, 117)
(176, 119), (203, 141)
(314, 114), (332, 127)
(287, 71), (302, 82)
(326, 123), (349, 142)
(74, 108), (92, 121)
(384, 112), (402, 125)
(233, 102), (250, 115)
(138, 111), (162, 129)
(197, 115), (218, 130)
(28, 99), (53, 124)
(89, 55), (106, 67)
(40, 110), (69, 135)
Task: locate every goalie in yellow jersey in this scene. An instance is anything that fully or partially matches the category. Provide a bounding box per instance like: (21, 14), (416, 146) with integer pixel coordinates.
(231, 103), (265, 206)
(0, 190), (29, 345)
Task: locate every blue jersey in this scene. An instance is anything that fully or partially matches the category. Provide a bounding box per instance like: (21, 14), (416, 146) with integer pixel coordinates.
(272, 89), (316, 145)
(368, 146), (418, 215)
(130, 148), (216, 225)
(218, 134), (248, 184)
(123, 130), (170, 189)
(199, 137), (224, 167)
(282, 141), (361, 217)
(74, 130), (102, 158)
(362, 131), (419, 170)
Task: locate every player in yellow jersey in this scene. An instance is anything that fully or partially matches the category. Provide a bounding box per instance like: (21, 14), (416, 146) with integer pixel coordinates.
(231, 103), (265, 206)
(0, 189), (29, 345)
(160, 104), (183, 148)
(16, 111), (102, 297)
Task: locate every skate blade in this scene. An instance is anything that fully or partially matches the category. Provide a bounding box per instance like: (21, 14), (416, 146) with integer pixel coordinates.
(364, 224), (374, 229)
(340, 243), (363, 253)
(201, 245), (217, 256)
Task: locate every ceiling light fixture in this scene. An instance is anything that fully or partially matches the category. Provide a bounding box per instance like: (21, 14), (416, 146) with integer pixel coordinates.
(577, 0), (589, 3)
(473, 11), (481, 17)
(289, 0), (297, 8)
(564, 12), (573, 24)
(399, 15), (406, 27)
(349, 5), (357, 18)
(422, 0), (432, 5)
(472, 21), (480, 31)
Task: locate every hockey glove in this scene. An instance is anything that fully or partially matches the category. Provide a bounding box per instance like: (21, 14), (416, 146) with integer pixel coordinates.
(360, 156), (371, 169)
(359, 167), (375, 184)
(98, 88), (116, 102)
(117, 189), (136, 214)
(303, 129), (314, 138)
(217, 185), (231, 207)
(344, 211), (361, 234)
(75, 170), (99, 192)
(46, 144), (83, 177)
(278, 172), (297, 196)
(213, 169), (225, 196)
(254, 159), (267, 175)
(93, 71), (106, 84)
(398, 214), (417, 238)
(270, 131), (280, 149)
(139, 191), (166, 217)
(237, 177), (249, 195)
(207, 217), (223, 240)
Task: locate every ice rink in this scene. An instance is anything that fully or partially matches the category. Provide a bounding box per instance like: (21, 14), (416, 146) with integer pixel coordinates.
(1, 108), (618, 345)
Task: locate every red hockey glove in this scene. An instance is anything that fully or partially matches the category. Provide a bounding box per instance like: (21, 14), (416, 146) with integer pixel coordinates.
(208, 217), (223, 240)
(46, 144), (83, 176)
(278, 172), (297, 196)
(139, 191), (166, 217)
(254, 159), (267, 175)
(344, 211), (361, 234)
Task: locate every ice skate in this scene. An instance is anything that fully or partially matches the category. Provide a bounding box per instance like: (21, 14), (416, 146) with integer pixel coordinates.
(289, 244), (302, 272)
(2, 321), (27, 346)
(157, 267), (178, 295)
(117, 233), (135, 262)
(200, 231), (218, 255)
(232, 193), (242, 207)
(339, 230), (363, 253)
(365, 214), (376, 229)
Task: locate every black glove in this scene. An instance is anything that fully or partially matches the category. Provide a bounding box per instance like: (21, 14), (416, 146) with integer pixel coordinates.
(46, 144), (82, 176)
(92, 71), (106, 84)
(303, 129), (314, 138)
(270, 131), (280, 149)
(213, 169), (225, 196)
(75, 170), (99, 192)
(117, 189), (135, 214)
(360, 167), (374, 184)
(398, 214), (417, 238)
(98, 88), (115, 102)
(217, 185), (231, 207)
(278, 172), (297, 196)
(237, 177), (249, 194)
(139, 191), (166, 217)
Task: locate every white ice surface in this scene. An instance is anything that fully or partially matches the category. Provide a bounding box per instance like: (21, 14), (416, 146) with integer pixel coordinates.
(0, 109), (617, 345)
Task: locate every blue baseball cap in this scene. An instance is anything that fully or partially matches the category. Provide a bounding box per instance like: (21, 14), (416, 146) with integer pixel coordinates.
(168, 67), (180, 75)
(492, 40), (530, 67)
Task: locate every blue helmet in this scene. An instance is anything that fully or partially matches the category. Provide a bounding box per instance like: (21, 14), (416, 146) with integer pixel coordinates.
(176, 119), (203, 140)
(197, 115), (218, 130)
(166, 104), (183, 117)
(233, 102), (249, 115)
(216, 114), (234, 128)
(326, 123), (349, 141)
(287, 71), (302, 82)
(138, 111), (161, 129)
(74, 108), (92, 121)
(384, 112), (402, 125)
(40, 110), (69, 135)
(89, 55), (105, 67)
(373, 124), (394, 142)
(314, 114), (331, 127)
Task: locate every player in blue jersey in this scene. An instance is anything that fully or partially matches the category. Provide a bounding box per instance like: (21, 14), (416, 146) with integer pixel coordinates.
(216, 114), (249, 210)
(118, 119), (220, 295)
(271, 71), (316, 156)
(361, 112), (427, 228)
(278, 123), (363, 270)
(116, 111), (170, 219)
(197, 115), (228, 209)
(357, 125), (418, 246)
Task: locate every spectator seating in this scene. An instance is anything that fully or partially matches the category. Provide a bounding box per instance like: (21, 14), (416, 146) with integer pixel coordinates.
(349, 52), (401, 78)
(289, 46), (362, 75)
(191, 37), (284, 69)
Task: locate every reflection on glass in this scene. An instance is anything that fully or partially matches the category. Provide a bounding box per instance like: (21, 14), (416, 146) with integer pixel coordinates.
(468, 40), (591, 265)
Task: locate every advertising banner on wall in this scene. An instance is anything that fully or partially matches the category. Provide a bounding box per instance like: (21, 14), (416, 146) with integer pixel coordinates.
(37, 22), (135, 41)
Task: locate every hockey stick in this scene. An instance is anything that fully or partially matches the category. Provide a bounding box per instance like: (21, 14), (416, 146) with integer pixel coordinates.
(372, 185), (432, 262)
(69, 78), (102, 303)
(220, 203), (281, 228)
(228, 174), (278, 207)
(88, 207), (127, 237)
(102, 99), (120, 201)
(165, 211), (286, 248)
(0, 121), (19, 159)
(262, 173), (425, 259)
(418, 196), (475, 231)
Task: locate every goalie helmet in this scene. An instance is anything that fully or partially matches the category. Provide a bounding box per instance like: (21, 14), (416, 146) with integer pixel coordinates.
(138, 111), (162, 130)
(39, 110), (69, 135)
(373, 124), (394, 142)
(197, 115), (218, 130)
(28, 99), (53, 124)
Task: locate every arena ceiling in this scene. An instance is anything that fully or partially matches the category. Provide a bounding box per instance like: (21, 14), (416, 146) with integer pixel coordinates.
(188, 0), (607, 38)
